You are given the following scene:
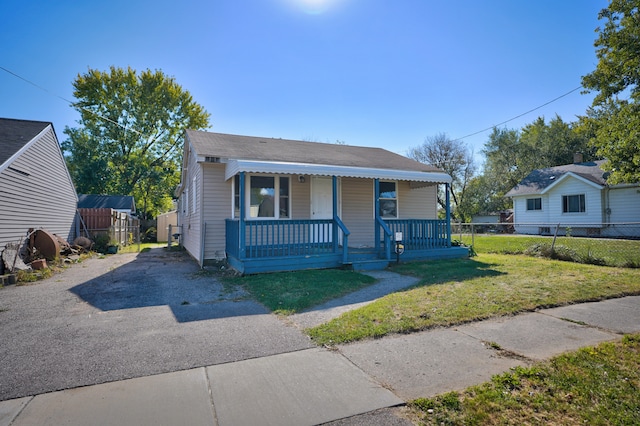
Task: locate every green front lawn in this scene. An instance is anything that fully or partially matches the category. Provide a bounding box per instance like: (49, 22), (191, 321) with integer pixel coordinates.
(306, 254), (640, 345)
(409, 334), (640, 425)
(225, 269), (375, 315)
(459, 234), (640, 267)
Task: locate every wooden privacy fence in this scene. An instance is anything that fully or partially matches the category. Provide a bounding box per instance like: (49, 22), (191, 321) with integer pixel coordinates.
(77, 208), (140, 246)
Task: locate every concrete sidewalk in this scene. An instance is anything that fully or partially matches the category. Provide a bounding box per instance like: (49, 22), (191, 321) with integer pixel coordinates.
(1, 293), (638, 425)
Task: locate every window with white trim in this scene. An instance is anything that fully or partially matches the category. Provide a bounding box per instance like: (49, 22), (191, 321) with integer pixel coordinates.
(526, 197), (542, 211)
(246, 175), (290, 219)
(562, 194), (585, 213)
(379, 181), (398, 218)
(234, 176), (240, 218)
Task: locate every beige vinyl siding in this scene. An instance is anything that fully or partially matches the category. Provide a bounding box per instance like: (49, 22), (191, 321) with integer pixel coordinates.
(341, 178), (374, 247)
(202, 163), (229, 260)
(0, 126), (78, 250)
(291, 175), (311, 219)
(179, 143), (203, 262)
(398, 182), (438, 219)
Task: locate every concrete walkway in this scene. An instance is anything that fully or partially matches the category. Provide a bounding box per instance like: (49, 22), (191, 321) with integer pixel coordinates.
(1, 271), (639, 425)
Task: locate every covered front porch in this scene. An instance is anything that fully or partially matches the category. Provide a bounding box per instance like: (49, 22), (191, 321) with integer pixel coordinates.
(224, 170), (468, 274)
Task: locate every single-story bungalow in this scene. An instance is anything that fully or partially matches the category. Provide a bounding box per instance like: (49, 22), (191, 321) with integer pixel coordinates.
(506, 156), (640, 238)
(176, 131), (469, 273)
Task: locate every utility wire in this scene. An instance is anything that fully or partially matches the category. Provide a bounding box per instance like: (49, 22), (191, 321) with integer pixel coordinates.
(0, 65), (143, 136)
(453, 86), (583, 141)
(3, 65), (582, 142)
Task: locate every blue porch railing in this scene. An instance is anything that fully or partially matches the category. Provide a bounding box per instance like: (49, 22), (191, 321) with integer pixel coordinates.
(384, 219), (449, 250)
(226, 219), (349, 260)
(226, 218), (449, 263)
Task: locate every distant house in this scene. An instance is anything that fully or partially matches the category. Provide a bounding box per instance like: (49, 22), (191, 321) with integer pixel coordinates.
(176, 131), (468, 273)
(77, 194), (136, 215)
(505, 157), (640, 238)
(0, 118), (78, 250)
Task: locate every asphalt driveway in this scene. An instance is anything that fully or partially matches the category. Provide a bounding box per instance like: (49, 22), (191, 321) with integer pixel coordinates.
(0, 248), (313, 401)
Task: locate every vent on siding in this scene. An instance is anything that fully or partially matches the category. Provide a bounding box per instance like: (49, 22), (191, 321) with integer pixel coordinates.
(205, 156), (220, 163)
(8, 166), (30, 176)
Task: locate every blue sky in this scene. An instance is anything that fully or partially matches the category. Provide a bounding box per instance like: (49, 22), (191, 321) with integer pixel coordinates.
(2, 0), (607, 165)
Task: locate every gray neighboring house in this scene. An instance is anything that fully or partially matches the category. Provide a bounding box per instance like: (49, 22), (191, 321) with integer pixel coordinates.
(0, 118), (78, 250)
(77, 194), (136, 215)
(506, 157), (640, 238)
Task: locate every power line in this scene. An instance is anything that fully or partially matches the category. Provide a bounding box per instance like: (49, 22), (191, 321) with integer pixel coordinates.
(4, 65), (583, 143)
(0, 66), (142, 136)
(452, 85), (583, 141)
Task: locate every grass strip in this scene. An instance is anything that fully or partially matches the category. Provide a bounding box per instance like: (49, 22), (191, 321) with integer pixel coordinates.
(307, 254), (640, 345)
(225, 269), (375, 315)
(409, 334), (640, 425)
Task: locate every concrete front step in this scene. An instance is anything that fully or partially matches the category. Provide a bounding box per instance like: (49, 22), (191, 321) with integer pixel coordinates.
(346, 259), (390, 271)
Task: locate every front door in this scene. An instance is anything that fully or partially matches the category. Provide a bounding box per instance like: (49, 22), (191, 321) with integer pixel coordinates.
(311, 177), (335, 243)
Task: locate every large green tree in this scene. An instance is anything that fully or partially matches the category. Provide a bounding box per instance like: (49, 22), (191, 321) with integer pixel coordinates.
(408, 133), (477, 221)
(520, 115), (596, 168)
(580, 0), (640, 183)
(63, 66), (210, 218)
(476, 118), (594, 218)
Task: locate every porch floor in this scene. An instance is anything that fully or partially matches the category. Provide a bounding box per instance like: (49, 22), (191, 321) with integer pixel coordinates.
(224, 245), (469, 275)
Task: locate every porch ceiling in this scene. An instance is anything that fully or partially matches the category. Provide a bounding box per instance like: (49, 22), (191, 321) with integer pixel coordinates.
(224, 159), (452, 184)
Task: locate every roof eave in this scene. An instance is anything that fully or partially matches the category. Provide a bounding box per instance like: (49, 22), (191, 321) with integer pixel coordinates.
(223, 159), (452, 184)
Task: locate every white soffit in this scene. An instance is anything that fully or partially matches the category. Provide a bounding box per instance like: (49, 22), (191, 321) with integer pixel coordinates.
(224, 159), (452, 184)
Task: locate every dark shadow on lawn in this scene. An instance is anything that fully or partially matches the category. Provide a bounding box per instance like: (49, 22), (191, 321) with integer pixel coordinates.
(70, 248), (267, 322)
(296, 258), (506, 316)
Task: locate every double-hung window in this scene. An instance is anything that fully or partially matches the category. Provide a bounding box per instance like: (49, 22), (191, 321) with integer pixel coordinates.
(562, 194), (585, 213)
(526, 198), (542, 211)
(379, 181), (398, 218)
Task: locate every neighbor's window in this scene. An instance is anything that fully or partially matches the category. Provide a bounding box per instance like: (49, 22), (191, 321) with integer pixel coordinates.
(526, 197), (542, 211)
(562, 194), (586, 213)
(379, 181), (398, 218)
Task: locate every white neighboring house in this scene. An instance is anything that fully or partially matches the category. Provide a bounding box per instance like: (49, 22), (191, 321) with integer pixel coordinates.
(0, 118), (78, 250)
(505, 158), (640, 238)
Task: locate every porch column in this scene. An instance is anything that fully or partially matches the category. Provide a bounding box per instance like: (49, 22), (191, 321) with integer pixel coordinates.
(445, 182), (452, 246)
(332, 175), (338, 251)
(239, 172), (246, 259)
(374, 179), (380, 246)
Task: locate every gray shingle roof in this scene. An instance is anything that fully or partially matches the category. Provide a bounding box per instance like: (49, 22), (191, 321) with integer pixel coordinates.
(186, 131), (443, 173)
(0, 118), (51, 166)
(77, 194), (136, 212)
(506, 160), (608, 197)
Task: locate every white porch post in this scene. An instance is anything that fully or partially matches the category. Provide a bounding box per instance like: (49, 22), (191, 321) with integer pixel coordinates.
(445, 182), (452, 246)
(332, 175), (338, 251)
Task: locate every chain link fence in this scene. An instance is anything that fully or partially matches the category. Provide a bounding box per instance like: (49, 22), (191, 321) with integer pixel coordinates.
(453, 222), (640, 268)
